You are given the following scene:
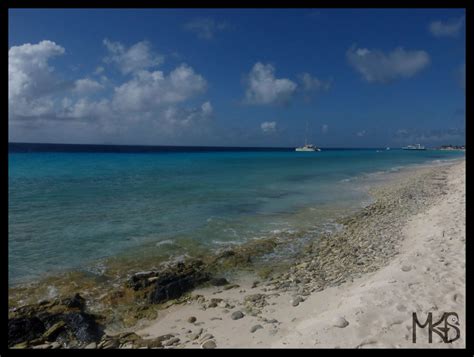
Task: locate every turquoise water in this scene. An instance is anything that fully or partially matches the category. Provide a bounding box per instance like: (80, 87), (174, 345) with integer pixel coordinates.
(8, 148), (464, 284)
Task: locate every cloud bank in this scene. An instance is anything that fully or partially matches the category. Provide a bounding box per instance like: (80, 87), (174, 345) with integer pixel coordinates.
(9, 40), (212, 144)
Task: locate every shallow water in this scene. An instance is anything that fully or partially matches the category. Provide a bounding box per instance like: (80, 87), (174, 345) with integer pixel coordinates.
(8, 147), (464, 285)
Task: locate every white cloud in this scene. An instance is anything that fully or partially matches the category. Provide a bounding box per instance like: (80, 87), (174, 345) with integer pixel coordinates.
(184, 17), (229, 40)
(161, 101), (213, 132)
(9, 40), (67, 118)
(429, 17), (464, 37)
(245, 62), (297, 105)
(73, 78), (104, 94)
(9, 39), (214, 145)
(347, 46), (430, 83)
(298, 73), (331, 92)
(103, 39), (164, 75)
(61, 98), (111, 120)
(112, 64), (207, 112)
(321, 124), (329, 134)
(356, 130), (366, 137)
(260, 121), (277, 133)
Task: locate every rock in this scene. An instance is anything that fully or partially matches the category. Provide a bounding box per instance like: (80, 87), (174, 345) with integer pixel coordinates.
(231, 311), (245, 320)
(223, 284), (240, 290)
(291, 296), (304, 307)
(62, 293), (86, 310)
(401, 265), (412, 272)
(201, 340), (216, 349)
(264, 318), (278, 324)
(127, 271), (158, 291)
(216, 250), (235, 259)
(61, 312), (104, 344)
(333, 316), (349, 328)
(139, 338), (163, 348)
(187, 316), (197, 323)
(148, 262), (210, 304)
(100, 339), (120, 349)
(210, 277), (229, 286)
(42, 321), (66, 341)
(162, 337), (180, 346)
(8, 317), (45, 347)
(207, 298), (223, 308)
(155, 334), (175, 342)
(84, 342), (97, 349)
(189, 333), (200, 341)
(250, 325), (263, 333)
(32, 343), (52, 349)
(199, 333), (213, 342)
(12, 341), (29, 349)
(244, 294), (265, 303)
(8, 294), (104, 348)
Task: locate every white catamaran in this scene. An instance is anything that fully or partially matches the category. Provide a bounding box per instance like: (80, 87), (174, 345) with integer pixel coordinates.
(295, 121), (321, 152)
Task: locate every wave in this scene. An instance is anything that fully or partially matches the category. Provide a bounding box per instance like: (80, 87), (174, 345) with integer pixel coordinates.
(155, 239), (175, 247)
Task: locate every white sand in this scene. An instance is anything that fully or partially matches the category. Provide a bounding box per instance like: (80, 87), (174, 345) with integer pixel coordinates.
(135, 160), (465, 348)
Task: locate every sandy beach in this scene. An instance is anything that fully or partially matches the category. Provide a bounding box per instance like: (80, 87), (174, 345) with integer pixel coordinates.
(126, 159), (465, 348)
(8, 159), (465, 349)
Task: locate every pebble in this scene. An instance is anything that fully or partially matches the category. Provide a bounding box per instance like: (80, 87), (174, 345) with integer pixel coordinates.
(162, 337), (180, 346)
(187, 316), (197, 323)
(291, 296), (304, 307)
(50, 342), (61, 349)
(199, 333), (214, 342)
(231, 311), (245, 320)
(84, 342), (97, 349)
(210, 277), (229, 286)
(333, 316), (349, 328)
(33, 344), (52, 349)
(223, 284), (240, 290)
(250, 324), (263, 333)
(401, 265), (412, 272)
(201, 340), (216, 349)
(251, 281), (260, 288)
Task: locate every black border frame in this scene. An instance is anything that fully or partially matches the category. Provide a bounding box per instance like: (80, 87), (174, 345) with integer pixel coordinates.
(4, 0), (471, 353)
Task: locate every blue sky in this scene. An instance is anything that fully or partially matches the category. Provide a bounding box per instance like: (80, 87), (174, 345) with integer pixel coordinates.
(8, 9), (466, 147)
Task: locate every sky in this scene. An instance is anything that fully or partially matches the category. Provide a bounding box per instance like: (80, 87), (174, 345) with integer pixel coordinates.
(8, 9), (466, 147)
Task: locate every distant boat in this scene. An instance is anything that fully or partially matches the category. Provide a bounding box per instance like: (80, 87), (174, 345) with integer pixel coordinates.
(402, 144), (426, 150)
(295, 144), (321, 152)
(386, 147), (390, 150)
(295, 119), (321, 152)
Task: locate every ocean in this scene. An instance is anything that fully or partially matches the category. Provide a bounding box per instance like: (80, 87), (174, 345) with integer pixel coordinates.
(8, 143), (465, 286)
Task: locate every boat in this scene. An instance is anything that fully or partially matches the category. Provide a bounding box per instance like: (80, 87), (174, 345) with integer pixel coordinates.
(295, 144), (321, 152)
(386, 147), (390, 150)
(402, 144), (426, 150)
(295, 120), (321, 152)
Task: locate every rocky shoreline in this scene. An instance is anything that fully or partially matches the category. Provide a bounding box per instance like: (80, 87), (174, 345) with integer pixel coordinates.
(8, 160), (461, 349)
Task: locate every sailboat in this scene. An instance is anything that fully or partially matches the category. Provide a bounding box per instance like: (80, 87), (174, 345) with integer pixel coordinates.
(295, 120), (321, 152)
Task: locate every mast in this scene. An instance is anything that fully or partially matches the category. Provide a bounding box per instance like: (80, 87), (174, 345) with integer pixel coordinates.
(305, 120), (308, 146)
